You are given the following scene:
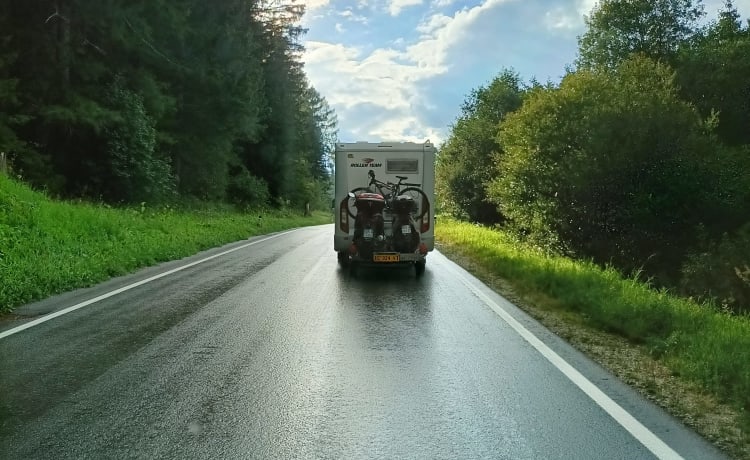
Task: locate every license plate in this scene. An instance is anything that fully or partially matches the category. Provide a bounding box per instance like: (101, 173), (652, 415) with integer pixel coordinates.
(373, 253), (400, 262)
(364, 228), (373, 239)
(401, 225), (411, 234)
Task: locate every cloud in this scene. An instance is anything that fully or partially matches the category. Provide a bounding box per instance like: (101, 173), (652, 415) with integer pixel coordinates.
(388, 0), (424, 16)
(303, 0), (583, 143)
(544, 7), (579, 31)
(339, 9), (369, 23)
(577, 0), (598, 17)
(303, 40), (444, 142)
(305, 0), (331, 11)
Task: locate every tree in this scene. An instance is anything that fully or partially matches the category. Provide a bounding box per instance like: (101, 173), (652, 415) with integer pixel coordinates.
(488, 56), (723, 281)
(1, 0), (335, 208)
(675, 0), (750, 146)
(436, 70), (525, 224)
(577, 0), (704, 69)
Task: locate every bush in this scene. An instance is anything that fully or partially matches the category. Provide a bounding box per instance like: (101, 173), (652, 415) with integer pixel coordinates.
(226, 166), (270, 208)
(488, 55), (718, 282)
(681, 223), (750, 314)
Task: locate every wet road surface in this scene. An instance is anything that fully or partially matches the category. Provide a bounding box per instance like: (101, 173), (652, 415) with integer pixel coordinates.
(0, 225), (727, 459)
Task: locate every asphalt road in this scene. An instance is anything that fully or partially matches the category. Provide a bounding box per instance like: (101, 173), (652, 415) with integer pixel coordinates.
(0, 225), (728, 459)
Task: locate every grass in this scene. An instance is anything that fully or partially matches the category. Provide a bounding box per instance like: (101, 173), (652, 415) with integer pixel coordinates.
(435, 218), (750, 428)
(0, 175), (331, 313)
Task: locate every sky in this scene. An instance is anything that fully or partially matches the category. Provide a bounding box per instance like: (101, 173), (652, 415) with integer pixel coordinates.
(301, 0), (750, 145)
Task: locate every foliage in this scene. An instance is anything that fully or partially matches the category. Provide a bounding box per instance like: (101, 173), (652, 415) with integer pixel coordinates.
(675, 1), (750, 146)
(437, 218), (750, 447)
(104, 77), (176, 203)
(227, 164), (271, 208)
(436, 70), (525, 224)
(1, 0), (335, 208)
(577, 0), (705, 68)
(0, 175), (329, 313)
(681, 221), (750, 314)
(488, 56), (720, 280)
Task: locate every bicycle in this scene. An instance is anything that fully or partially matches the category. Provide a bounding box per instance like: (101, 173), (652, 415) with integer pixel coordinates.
(346, 169), (429, 220)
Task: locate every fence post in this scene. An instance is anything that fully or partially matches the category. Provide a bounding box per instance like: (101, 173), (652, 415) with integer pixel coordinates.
(0, 152), (6, 175)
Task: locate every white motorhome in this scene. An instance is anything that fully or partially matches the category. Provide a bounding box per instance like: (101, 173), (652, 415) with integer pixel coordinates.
(333, 140), (436, 275)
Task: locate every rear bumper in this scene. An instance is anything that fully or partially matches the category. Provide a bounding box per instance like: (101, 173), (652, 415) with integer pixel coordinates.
(349, 252), (426, 265)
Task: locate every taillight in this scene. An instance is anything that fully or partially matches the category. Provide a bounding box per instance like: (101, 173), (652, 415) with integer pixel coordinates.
(420, 197), (430, 233)
(339, 199), (349, 233)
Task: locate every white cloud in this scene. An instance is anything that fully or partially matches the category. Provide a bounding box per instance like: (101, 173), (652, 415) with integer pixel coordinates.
(303, 0), (523, 142)
(302, 0), (590, 142)
(577, 0), (598, 17)
(335, 23), (345, 33)
(406, 0), (515, 75)
(339, 9), (369, 24)
(388, 0), (424, 16)
(303, 40), (445, 142)
(544, 7), (578, 30)
(304, 0), (331, 11)
(416, 13), (452, 34)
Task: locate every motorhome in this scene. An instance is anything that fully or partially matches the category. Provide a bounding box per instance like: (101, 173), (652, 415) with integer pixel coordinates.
(333, 141), (436, 276)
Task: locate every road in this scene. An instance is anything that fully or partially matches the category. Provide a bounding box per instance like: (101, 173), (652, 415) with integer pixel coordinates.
(0, 225), (727, 459)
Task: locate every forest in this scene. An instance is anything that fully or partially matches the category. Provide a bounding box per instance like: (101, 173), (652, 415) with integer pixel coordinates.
(436, 0), (750, 313)
(0, 0), (336, 210)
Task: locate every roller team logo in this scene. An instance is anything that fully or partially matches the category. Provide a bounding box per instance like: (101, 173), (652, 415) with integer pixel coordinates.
(351, 157), (382, 168)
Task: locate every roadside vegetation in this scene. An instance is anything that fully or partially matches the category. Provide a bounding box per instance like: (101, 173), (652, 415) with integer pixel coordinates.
(0, 1), (337, 313)
(437, 0), (750, 315)
(435, 4), (750, 453)
(0, 1), (335, 211)
(0, 175), (330, 313)
(436, 218), (750, 455)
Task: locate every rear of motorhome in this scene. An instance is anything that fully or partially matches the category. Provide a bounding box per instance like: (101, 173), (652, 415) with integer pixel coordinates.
(333, 141), (436, 276)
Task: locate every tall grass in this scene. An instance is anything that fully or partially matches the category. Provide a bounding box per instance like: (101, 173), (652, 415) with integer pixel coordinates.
(0, 176), (330, 312)
(436, 218), (750, 419)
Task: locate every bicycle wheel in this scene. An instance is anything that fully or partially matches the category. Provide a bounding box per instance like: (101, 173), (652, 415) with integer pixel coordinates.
(347, 187), (371, 219)
(399, 187), (430, 220)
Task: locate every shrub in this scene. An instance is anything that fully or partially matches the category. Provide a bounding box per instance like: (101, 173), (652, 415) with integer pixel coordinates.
(681, 222), (750, 314)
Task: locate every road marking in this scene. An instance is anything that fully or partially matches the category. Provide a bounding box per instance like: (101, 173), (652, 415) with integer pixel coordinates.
(0, 231), (294, 341)
(444, 259), (684, 460)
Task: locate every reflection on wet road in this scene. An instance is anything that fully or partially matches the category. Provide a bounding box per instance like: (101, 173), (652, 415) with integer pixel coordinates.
(0, 225), (726, 459)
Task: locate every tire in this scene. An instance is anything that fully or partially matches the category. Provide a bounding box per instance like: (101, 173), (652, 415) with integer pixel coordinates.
(415, 260), (426, 277)
(337, 250), (349, 267)
(399, 187), (430, 220)
(347, 187), (371, 219)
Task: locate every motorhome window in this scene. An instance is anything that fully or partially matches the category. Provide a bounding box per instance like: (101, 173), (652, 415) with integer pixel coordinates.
(387, 159), (419, 173)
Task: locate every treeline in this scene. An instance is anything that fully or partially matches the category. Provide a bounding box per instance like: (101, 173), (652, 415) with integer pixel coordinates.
(0, 0), (336, 209)
(437, 0), (750, 313)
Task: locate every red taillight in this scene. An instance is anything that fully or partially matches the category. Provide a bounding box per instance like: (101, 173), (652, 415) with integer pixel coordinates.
(339, 199), (349, 233)
(420, 197), (431, 233)
(349, 243), (358, 255)
(419, 243), (428, 255)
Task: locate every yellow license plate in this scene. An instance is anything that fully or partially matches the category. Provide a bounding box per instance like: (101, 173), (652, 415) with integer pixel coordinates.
(373, 254), (400, 262)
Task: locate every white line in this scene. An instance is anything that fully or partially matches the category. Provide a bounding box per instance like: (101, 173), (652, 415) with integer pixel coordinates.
(444, 260), (684, 460)
(0, 231), (294, 340)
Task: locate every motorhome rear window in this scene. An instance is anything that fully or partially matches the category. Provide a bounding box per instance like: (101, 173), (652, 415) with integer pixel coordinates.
(386, 159), (419, 173)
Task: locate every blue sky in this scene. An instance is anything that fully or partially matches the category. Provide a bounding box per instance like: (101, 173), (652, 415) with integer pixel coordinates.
(301, 0), (750, 145)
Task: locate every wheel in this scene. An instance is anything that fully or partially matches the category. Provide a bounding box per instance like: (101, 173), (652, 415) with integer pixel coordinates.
(349, 260), (358, 277)
(415, 260), (426, 277)
(337, 250), (349, 267)
(399, 187), (430, 220)
(347, 187), (371, 219)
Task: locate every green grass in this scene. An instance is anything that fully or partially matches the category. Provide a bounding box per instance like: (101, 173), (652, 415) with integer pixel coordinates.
(0, 175), (331, 312)
(436, 218), (750, 420)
